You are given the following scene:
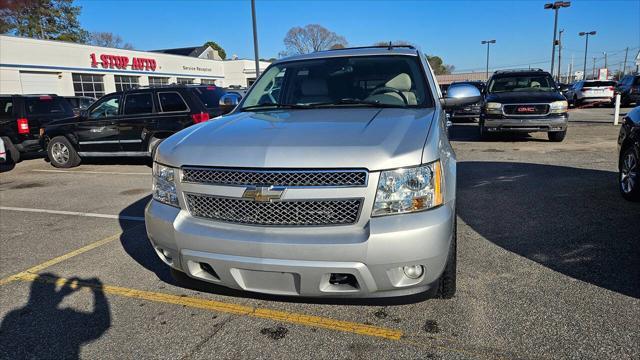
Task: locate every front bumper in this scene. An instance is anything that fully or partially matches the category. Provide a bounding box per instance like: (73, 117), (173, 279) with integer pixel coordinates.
(483, 113), (568, 133)
(145, 199), (455, 298)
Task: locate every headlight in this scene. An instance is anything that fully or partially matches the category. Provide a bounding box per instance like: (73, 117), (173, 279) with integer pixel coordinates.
(484, 102), (502, 114)
(372, 160), (444, 217)
(153, 162), (179, 207)
(549, 100), (568, 114)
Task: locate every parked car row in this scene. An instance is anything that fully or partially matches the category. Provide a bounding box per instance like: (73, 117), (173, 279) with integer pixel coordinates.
(0, 85), (242, 167)
(560, 74), (640, 107)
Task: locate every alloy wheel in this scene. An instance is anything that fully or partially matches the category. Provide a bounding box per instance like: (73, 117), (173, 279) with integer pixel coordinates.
(51, 142), (70, 165)
(621, 150), (638, 194)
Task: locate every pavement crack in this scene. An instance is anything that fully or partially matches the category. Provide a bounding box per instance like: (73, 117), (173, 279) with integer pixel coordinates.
(179, 315), (237, 360)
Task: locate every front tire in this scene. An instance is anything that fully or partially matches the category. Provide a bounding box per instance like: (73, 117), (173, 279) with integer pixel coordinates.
(548, 130), (567, 142)
(436, 216), (457, 299)
(620, 145), (640, 201)
(47, 136), (80, 168)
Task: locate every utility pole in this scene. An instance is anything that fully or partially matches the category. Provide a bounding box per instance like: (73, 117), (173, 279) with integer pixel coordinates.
(579, 31), (596, 80)
(481, 40), (496, 80)
(622, 47), (629, 78)
(557, 29), (564, 82)
(569, 53), (574, 83)
(251, 0), (261, 78)
(592, 56), (596, 79)
(545, 2), (571, 76)
(603, 52), (608, 69)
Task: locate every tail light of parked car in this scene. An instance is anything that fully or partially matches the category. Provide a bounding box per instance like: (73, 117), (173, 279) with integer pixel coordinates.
(191, 112), (210, 124)
(17, 118), (30, 134)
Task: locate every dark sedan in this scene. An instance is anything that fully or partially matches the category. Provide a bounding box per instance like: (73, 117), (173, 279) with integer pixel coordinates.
(618, 106), (640, 201)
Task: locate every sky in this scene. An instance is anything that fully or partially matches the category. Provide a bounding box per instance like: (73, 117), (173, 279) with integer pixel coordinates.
(77, 0), (640, 74)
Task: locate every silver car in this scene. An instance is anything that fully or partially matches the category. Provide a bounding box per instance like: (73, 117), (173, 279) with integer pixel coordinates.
(145, 46), (480, 298)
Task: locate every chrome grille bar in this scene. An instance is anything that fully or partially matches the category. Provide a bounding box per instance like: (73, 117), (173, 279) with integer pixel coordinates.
(181, 167), (368, 187)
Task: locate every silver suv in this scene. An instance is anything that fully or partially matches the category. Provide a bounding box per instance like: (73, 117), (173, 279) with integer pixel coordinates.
(145, 46), (481, 298)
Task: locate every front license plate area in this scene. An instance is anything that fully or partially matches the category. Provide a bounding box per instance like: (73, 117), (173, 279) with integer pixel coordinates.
(231, 268), (300, 295)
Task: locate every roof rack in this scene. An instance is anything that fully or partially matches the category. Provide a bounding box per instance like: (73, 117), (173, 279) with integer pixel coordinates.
(326, 44), (416, 52)
(493, 68), (546, 74)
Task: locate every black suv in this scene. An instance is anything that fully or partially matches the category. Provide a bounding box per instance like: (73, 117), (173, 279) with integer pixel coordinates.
(616, 74), (640, 107)
(480, 69), (569, 142)
(43, 85), (240, 168)
(0, 94), (75, 164)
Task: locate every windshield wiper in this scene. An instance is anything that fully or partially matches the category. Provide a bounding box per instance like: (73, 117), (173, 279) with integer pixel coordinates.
(241, 103), (311, 111)
(306, 98), (407, 108)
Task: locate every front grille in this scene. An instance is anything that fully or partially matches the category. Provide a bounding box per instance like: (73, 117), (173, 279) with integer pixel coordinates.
(185, 193), (362, 226)
(503, 104), (549, 115)
(181, 167), (367, 187)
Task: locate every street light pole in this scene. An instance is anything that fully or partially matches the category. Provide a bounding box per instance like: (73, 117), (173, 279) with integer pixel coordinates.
(545, 2), (571, 76)
(481, 40), (496, 80)
(579, 31), (596, 80)
(251, 0), (260, 78)
(557, 29), (564, 82)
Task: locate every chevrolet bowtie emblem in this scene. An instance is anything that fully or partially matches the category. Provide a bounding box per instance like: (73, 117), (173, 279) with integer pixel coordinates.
(242, 186), (286, 202)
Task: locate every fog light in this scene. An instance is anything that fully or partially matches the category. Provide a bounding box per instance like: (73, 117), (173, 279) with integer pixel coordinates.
(403, 265), (424, 279)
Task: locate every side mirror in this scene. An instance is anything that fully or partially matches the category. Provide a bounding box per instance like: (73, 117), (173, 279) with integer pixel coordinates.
(441, 84), (482, 109)
(219, 93), (241, 115)
(79, 109), (88, 118)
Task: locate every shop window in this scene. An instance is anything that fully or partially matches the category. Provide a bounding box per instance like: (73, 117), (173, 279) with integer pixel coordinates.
(72, 73), (105, 98)
(115, 75), (139, 92)
(200, 79), (216, 85)
(177, 78), (194, 85)
(149, 76), (169, 87)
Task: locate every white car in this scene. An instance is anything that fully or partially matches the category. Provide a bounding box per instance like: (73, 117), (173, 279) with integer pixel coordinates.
(566, 80), (616, 106)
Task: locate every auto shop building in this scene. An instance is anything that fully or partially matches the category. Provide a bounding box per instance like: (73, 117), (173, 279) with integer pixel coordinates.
(0, 35), (269, 97)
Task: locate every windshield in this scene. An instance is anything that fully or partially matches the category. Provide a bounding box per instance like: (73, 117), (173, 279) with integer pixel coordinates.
(584, 81), (616, 87)
(488, 74), (556, 93)
(240, 55), (431, 110)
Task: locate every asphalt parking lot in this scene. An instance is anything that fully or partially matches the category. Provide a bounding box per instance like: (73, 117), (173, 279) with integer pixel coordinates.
(0, 106), (638, 359)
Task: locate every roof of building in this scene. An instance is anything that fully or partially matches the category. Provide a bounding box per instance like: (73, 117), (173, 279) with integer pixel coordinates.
(151, 46), (209, 57)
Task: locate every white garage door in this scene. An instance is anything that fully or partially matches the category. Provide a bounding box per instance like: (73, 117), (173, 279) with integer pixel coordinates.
(20, 71), (61, 95)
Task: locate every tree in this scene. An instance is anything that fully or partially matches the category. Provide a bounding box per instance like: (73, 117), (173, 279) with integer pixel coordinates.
(282, 24), (347, 55)
(203, 41), (226, 60)
(426, 55), (455, 75)
(88, 32), (133, 49)
(1, 0), (88, 43)
(373, 40), (415, 47)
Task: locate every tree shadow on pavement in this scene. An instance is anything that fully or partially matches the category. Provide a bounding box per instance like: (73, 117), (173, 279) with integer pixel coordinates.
(457, 161), (640, 298)
(0, 273), (111, 359)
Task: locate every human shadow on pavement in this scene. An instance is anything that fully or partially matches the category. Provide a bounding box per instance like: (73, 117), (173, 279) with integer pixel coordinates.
(457, 161), (640, 298)
(0, 273), (111, 359)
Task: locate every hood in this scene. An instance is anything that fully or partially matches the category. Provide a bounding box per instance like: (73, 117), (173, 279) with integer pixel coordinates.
(157, 108), (436, 171)
(485, 91), (565, 103)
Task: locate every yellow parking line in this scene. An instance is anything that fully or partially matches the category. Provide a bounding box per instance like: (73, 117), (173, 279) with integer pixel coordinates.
(13, 273), (403, 341)
(0, 225), (142, 286)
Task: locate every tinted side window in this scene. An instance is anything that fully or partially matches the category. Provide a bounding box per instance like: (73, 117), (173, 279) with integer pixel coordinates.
(89, 95), (120, 119)
(124, 93), (154, 115)
(158, 92), (189, 112)
(0, 98), (13, 120)
(25, 98), (74, 116)
(191, 87), (225, 109)
(633, 77), (640, 86)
